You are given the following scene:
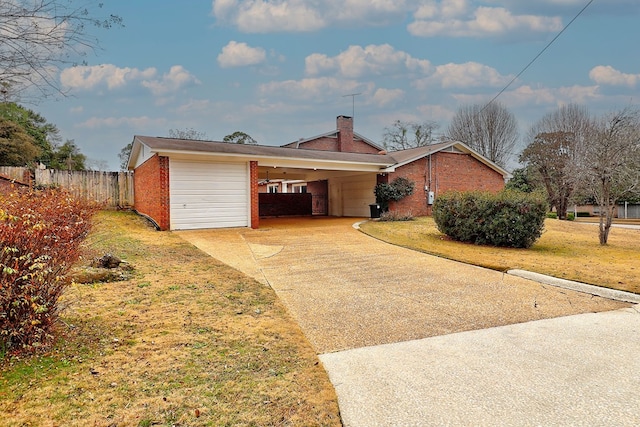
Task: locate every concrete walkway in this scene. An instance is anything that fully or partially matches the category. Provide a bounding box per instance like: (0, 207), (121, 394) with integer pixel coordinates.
(178, 218), (640, 426)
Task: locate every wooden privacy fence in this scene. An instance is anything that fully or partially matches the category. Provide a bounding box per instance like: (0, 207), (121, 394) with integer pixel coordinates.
(35, 169), (134, 208)
(0, 167), (134, 208)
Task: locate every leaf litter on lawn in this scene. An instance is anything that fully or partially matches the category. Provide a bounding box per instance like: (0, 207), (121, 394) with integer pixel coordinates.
(1, 210), (341, 427)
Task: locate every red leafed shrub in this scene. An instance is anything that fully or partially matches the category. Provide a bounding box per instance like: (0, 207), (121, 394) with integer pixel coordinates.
(0, 188), (99, 354)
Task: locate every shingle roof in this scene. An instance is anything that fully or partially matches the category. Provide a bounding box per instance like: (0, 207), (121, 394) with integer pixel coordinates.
(131, 135), (510, 177)
(134, 136), (396, 166)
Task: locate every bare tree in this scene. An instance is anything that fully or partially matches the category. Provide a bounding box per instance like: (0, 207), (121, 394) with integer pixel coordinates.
(168, 128), (208, 140)
(447, 102), (518, 168)
(0, 1), (122, 99)
(576, 108), (640, 245)
(382, 120), (439, 151)
(520, 104), (592, 219)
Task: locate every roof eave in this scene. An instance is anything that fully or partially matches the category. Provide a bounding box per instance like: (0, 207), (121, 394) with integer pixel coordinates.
(152, 147), (394, 171)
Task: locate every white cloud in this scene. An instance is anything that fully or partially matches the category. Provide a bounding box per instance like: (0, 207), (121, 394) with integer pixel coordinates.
(217, 41), (267, 68)
(415, 61), (510, 89)
(211, 0), (409, 33)
(141, 65), (201, 96)
(259, 77), (370, 100)
(306, 44), (431, 78)
(77, 116), (167, 129)
(452, 84), (600, 107)
(60, 64), (157, 90)
(214, 0), (326, 32)
(589, 65), (640, 87)
(408, 4), (562, 38)
(60, 64), (199, 96)
(372, 88), (405, 107)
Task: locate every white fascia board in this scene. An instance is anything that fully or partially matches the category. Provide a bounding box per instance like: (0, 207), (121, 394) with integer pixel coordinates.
(155, 149), (392, 172)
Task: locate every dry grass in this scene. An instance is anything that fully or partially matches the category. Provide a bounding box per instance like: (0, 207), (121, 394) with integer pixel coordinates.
(0, 211), (341, 426)
(360, 217), (640, 295)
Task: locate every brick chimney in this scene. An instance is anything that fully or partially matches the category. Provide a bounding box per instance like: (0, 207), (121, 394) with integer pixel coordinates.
(336, 115), (354, 152)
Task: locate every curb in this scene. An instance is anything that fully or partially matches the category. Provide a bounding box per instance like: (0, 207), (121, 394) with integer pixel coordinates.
(508, 269), (640, 304)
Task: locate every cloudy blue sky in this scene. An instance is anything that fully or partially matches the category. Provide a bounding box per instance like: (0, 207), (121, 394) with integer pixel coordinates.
(34, 0), (640, 170)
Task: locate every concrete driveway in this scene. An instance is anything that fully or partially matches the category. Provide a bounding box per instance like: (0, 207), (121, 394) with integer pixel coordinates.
(179, 217), (640, 426)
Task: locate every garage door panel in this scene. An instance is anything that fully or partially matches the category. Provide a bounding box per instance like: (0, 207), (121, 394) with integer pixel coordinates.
(170, 160), (248, 230)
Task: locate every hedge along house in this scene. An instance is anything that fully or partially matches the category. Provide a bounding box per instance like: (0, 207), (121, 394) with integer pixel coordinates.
(127, 116), (510, 230)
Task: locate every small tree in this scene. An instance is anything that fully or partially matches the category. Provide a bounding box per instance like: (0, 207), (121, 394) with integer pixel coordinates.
(382, 120), (439, 151)
(50, 139), (86, 170)
(520, 104), (592, 220)
(575, 108), (640, 245)
(504, 166), (539, 193)
(223, 131), (257, 145)
(374, 177), (415, 212)
(520, 131), (576, 219)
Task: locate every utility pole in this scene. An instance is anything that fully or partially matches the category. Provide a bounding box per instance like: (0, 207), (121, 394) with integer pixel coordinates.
(342, 92), (362, 119)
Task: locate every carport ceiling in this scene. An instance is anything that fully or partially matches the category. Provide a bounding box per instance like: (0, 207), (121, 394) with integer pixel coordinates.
(257, 165), (377, 181)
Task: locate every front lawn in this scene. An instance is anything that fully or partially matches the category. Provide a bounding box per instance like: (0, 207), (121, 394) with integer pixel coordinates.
(360, 217), (640, 295)
(0, 211), (341, 426)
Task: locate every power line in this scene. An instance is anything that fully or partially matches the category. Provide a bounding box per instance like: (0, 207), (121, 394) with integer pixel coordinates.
(482, 0), (595, 112)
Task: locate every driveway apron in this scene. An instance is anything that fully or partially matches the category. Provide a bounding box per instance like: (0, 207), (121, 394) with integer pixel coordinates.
(178, 218), (639, 426)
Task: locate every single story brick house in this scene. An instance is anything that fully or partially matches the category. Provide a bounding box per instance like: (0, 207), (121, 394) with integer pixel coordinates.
(127, 116), (509, 230)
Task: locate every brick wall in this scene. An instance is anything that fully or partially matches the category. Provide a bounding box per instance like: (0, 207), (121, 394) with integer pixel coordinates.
(294, 116), (380, 154)
(390, 152), (505, 216)
(250, 161), (259, 229)
(307, 180), (328, 215)
(297, 136), (380, 154)
(337, 115), (355, 152)
(134, 154), (170, 230)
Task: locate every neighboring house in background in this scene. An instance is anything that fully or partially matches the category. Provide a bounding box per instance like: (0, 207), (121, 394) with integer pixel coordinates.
(127, 115), (509, 230)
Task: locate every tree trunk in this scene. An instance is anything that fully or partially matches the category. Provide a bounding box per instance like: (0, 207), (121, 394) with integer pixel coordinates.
(557, 196), (569, 220)
(598, 202), (615, 245)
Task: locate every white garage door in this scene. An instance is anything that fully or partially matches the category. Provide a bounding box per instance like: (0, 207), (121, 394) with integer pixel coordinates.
(169, 160), (249, 230)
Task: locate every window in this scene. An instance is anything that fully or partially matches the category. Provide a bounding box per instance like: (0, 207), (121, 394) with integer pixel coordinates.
(292, 184), (307, 193)
(268, 184), (279, 193)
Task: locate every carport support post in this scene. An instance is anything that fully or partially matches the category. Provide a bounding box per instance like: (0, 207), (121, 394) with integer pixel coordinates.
(250, 161), (259, 229)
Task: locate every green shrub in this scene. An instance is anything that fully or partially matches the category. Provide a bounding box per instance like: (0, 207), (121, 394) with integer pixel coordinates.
(546, 212), (558, 219)
(374, 177), (415, 212)
(432, 190), (548, 248)
(0, 188), (99, 355)
(567, 212), (575, 221)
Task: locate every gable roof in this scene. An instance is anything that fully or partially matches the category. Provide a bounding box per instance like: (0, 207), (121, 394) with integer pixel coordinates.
(281, 129), (384, 151)
(384, 141), (511, 177)
(129, 136), (510, 178)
